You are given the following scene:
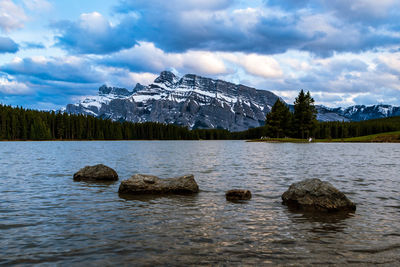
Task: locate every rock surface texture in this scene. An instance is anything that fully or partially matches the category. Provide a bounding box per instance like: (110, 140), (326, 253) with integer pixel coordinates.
(282, 178), (356, 212)
(226, 189), (252, 201)
(73, 164), (118, 181)
(118, 174), (199, 195)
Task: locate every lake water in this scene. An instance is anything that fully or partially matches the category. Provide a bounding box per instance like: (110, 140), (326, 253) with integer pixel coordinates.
(0, 141), (399, 265)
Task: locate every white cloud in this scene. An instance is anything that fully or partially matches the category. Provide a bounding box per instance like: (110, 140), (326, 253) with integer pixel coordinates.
(0, 0), (27, 32)
(181, 51), (227, 75)
(104, 43), (286, 79)
(23, 0), (51, 11)
(79, 12), (109, 34)
(223, 53), (283, 78)
(377, 53), (400, 72)
(240, 54), (283, 78)
(127, 72), (158, 85)
(89, 65), (158, 89)
(0, 74), (30, 95)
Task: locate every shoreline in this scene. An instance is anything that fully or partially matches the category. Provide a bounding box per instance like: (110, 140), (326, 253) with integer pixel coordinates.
(248, 131), (400, 143)
(248, 139), (400, 143)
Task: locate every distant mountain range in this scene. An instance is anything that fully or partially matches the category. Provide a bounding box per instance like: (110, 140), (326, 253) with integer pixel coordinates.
(315, 105), (400, 122)
(65, 71), (400, 131)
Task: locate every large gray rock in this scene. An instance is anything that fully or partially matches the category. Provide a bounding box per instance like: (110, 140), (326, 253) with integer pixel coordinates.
(282, 178), (356, 212)
(118, 174), (199, 195)
(73, 164), (118, 182)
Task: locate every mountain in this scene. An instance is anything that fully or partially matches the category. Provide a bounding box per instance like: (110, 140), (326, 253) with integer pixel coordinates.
(66, 71), (280, 131)
(65, 70), (400, 130)
(316, 105), (400, 121)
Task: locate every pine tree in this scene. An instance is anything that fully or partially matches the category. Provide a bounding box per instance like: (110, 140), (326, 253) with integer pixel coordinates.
(265, 99), (292, 138)
(293, 90), (317, 139)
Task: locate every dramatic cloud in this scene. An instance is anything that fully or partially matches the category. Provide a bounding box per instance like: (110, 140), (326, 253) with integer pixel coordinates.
(52, 12), (137, 54)
(0, 0), (27, 32)
(106, 1), (400, 57)
(1, 56), (104, 83)
(50, 1), (400, 57)
(0, 36), (19, 53)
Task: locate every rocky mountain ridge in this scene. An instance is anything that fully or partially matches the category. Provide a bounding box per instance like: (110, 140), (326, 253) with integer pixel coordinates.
(66, 71), (280, 131)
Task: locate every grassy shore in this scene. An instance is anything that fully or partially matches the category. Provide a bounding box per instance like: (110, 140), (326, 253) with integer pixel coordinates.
(249, 131), (400, 143)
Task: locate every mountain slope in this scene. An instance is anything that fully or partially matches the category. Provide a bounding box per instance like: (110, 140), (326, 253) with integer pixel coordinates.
(66, 71), (280, 131)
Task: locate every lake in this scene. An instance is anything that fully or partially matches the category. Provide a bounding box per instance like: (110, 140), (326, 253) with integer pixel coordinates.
(1, 141), (399, 265)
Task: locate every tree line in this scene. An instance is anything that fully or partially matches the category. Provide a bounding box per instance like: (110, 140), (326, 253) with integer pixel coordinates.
(314, 117), (400, 139)
(1, 100), (400, 141)
(0, 104), (234, 141)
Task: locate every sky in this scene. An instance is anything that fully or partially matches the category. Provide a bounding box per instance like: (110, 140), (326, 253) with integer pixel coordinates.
(1, 0), (400, 110)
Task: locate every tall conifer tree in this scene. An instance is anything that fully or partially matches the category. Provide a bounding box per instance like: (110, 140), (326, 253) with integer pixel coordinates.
(293, 90), (317, 138)
(265, 99), (292, 138)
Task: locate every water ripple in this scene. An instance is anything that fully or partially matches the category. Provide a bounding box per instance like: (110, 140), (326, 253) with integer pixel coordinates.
(0, 141), (399, 265)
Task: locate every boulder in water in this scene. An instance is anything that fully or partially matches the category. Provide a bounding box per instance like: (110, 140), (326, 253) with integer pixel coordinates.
(118, 174), (199, 195)
(282, 178), (356, 212)
(73, 164), (118, 182)
(226, 189), (252, 201)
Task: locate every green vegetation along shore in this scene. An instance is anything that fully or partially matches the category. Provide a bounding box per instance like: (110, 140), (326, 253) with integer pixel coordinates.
(249, 131), (400, 143)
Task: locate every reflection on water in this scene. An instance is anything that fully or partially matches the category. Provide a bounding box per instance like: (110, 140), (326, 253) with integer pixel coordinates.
(0, 141), (399, 265)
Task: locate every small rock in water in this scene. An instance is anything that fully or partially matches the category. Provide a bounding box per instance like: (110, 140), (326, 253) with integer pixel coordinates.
(73, 164), (118, 182)
(118, 174), (199, 195)
(282, 178), (356, 212)
(226, 189), (252, 201)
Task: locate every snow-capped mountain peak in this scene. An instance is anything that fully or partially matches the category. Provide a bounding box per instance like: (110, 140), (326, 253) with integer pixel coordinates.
(66, 71), (280, 131)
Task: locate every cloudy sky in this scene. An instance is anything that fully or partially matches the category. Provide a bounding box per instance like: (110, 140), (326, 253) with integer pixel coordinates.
(1, 0), (400, 109)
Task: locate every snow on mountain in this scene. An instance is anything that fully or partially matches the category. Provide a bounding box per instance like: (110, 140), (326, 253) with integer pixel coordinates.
(66, 71), (280, 131)
(317, 104), (400, 121)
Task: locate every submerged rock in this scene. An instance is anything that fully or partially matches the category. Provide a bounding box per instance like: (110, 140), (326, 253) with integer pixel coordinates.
(118, 174), (199, 195)
(226, 189), (252, 201)
(282, 178), (356, 212)
(73, 164), (118, 182)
